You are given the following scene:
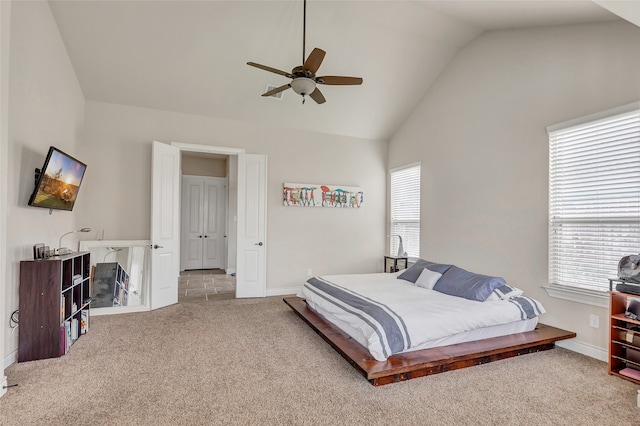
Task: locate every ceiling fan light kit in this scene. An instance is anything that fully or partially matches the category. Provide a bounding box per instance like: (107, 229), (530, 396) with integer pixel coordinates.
(247, 0), (362, 104)
(290, 78), (315, 96)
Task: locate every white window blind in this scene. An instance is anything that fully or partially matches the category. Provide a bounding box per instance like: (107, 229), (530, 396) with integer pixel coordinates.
(549, 106), (640, 292)
(390, 164), (420, 258)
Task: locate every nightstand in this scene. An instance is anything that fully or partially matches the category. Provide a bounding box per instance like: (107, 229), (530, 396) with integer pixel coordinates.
(384, 256), (408, 273)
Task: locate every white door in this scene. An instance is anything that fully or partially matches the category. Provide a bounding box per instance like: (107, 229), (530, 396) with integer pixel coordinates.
(150, 141), (180, 309)
(203, 178), (225, 269)
(236, 154), (267, 298)
(181, 176), (204, 270)
(181, 176), (225, 270)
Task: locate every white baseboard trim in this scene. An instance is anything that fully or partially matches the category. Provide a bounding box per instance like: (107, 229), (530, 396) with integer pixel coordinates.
(3, 350), (16, 370)
(226, 268), (236, 275)
(556, 338), (608, 362)
(0, 375), (7, 398)
(266, 286), (301, 297)
(91, 305), (150, 317)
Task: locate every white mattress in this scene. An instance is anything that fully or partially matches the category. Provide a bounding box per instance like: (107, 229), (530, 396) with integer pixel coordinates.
(298, 272), (540, 361)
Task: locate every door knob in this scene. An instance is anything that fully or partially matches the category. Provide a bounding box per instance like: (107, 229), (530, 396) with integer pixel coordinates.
(204, 235), (208, 238)
(255, 242), (263, 246)
(198, 235), (203, 238)
(152, 244), (164, 249)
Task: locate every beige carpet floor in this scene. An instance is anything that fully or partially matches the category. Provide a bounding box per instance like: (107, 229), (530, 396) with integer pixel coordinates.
(1, 296), (638, 425)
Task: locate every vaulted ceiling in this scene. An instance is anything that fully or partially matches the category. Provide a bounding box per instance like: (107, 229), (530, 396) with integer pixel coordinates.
(48, 1), (622, 141)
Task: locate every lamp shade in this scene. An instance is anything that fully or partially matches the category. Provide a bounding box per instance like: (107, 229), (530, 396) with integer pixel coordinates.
(290, 78), (316, 96)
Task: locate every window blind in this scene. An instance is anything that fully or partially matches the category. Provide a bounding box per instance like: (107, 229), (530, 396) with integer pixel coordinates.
(390, 164), (420, 258)
(549, 107), (640, 291)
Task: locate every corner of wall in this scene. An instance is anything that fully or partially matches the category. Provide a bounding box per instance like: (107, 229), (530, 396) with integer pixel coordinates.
(0, 0), (12, 392)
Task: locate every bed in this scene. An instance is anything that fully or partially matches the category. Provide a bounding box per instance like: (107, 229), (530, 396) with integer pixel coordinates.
(284, 260), (576, 385)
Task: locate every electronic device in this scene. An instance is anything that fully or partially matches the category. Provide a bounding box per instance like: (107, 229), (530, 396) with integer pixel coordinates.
(28, 146), (87, 212)
(33, 243), (45, 260)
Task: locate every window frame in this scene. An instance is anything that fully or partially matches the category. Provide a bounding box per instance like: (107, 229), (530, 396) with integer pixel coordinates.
(544, 102), (640, 308)
(389, 162), (421, 260)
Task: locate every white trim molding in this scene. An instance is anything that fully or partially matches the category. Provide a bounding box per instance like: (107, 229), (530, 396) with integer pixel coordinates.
(91, 305), (150, 317)
(3, 350), (16, 371)
(171, 142), (245, 155)
(0, 375), (6, 398)
(542, 285), (609, 308)
(556, 338), (608, 362)
(266, 286), (301, 297)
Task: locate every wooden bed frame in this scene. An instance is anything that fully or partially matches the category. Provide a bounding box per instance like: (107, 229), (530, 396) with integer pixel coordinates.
(283, 296), (576, 386)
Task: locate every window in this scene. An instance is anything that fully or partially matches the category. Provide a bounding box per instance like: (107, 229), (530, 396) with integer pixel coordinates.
(548, 103), (640, 293)
(390, 163), (420, 259)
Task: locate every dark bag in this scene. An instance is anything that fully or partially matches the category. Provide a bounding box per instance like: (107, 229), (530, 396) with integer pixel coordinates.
(618, 255), (640, 283)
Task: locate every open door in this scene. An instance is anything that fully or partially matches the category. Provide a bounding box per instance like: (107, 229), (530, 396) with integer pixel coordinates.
(150, 141), (180, 309)
(236, 154), (267, 298)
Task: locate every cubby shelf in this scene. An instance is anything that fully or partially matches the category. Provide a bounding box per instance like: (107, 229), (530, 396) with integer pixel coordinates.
(19, 252), (91, 362)
(608, 283), (640, 385)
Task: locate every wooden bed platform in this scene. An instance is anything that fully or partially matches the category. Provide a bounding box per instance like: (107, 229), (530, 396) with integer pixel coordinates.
(283, 296), (576, 386)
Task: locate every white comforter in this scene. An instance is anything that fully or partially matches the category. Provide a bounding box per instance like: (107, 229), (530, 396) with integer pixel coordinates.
(297, 272), (541, 361)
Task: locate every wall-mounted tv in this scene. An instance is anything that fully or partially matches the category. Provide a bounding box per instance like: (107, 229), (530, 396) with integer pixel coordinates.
(28, 146), (87, 211)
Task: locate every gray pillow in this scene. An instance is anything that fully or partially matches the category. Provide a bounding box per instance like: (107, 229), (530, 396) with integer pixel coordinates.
(397, 259), (452, 283)
(433, 266), (506, 302)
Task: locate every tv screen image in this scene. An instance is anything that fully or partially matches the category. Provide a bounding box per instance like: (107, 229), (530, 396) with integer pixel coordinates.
(28, 146), (87, 211)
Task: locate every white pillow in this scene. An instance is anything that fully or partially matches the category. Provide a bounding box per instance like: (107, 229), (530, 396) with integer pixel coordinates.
(415, 268), (443, 290)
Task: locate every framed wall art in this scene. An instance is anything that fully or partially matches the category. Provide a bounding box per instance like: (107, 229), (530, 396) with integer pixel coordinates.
(283, 183), (363, 208)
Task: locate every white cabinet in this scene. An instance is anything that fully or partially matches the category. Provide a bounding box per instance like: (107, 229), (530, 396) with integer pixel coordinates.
(181, 176), (226, 270)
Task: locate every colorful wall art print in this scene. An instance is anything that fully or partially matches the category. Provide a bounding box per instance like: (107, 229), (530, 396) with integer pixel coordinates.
(283, 183), (363, 208)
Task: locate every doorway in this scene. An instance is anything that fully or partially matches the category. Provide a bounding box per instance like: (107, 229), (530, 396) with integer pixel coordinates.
(149, 142), (267, 310)
(178, 269), (236, 302)
(180, 173), (227, 271)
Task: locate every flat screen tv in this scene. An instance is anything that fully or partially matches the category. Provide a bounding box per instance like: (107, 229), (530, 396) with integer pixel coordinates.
(28, 146), (87, 211)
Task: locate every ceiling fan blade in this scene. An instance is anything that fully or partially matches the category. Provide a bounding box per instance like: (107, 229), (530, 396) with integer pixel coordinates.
(317, 76), (363, 86)
(262, 84), (291, 97)
(247, 62), (293, 78)
(303, 48), (326, 74)
(308, 87), (326, 104)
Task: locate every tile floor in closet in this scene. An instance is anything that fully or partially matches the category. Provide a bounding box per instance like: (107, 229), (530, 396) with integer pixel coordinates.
(178, 269), (236, 302)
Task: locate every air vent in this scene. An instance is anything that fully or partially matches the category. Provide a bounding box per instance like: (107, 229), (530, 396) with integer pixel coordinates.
(265, 84), (284, 100)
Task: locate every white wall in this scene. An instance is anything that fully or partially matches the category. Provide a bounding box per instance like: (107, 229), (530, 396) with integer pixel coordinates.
(0, 0), (12, 394)
(3, 1), (85, 365)
(389, 21), (640, 353)
(77, 101), (388, 291)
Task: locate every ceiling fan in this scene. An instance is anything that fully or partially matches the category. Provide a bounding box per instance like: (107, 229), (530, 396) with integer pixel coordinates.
(247, 0), (363, 104)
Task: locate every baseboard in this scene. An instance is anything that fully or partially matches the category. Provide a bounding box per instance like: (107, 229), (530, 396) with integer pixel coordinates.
(0, 375), (7, 398)
(91, 305), (150, 317)
(266, 286), (301, 297)
(226, 268), (236, 275)
(3, 350), (16, 370)
(556, 338), (608, 362)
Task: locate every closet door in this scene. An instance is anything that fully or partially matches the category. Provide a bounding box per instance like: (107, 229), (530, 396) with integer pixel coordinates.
(180, 176), (227, 271)
(181, 176), (205, 270)
(202, 178), (225, 269)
